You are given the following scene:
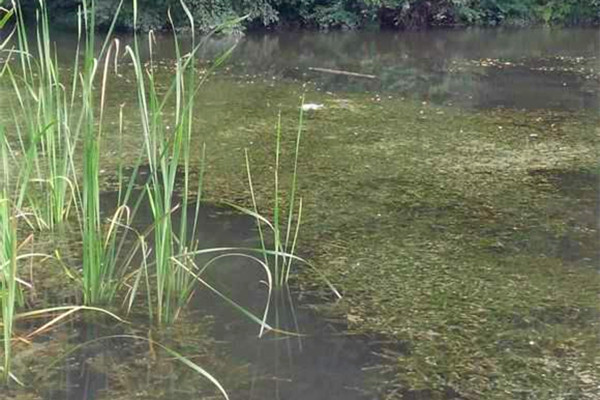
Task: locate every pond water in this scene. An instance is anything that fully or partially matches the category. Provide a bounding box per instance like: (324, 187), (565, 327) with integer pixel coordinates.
(44, 27), (599, 110)
(3, 26), (600, 400)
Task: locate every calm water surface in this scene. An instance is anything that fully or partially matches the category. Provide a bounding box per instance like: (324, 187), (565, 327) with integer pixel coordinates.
(47, 27), (599, 110)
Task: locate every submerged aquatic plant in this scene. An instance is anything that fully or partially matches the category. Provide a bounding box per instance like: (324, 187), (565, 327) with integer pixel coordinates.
(47, 334), (230, 399)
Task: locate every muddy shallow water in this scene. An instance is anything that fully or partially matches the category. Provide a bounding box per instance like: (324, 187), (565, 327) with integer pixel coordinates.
(33, 197), (382, 400)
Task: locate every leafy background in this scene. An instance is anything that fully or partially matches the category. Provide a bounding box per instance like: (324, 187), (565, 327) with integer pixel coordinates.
(5, 0), (600, 32)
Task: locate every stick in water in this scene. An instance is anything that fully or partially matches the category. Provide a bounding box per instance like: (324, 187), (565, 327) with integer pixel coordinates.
(308, 67), (377, 79)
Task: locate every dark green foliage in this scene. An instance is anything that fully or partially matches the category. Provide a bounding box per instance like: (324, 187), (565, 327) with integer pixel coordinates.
(14, 0), (600, 31)
(363, 0), (600, 27)
(284, 0), (364, 29)
(16, 0), (278, 31)
(537, 0), (600, 24)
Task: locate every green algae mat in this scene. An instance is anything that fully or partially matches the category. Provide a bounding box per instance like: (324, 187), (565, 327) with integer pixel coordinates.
(197, 82), (600, 399)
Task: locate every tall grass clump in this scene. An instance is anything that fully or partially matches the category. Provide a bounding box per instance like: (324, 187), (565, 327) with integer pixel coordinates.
(5, 0), (299, 331)
(224, 105), (340, 299)
(4, 0), (79, 230)
(1, 2), (241, 394)
(230, 107), (306, 288)
(68, 0), (131, 305)
(125, 1), (261, 325)
(0, 8), (23, 385)
(126, 0), (214, 325)
(5, 0), (139, 304)
(80, 0), (105, 305)
(79, 0), (104, 305)
(0, 126), (20, 384)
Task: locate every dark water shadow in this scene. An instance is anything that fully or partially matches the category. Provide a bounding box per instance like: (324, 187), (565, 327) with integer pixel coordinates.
(25, 191), (411, 399)
(526, 167), (600, 266)
(190, 268), (386, 400)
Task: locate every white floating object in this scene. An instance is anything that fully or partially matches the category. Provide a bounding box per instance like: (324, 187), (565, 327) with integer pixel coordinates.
(302, 103), (324, 111)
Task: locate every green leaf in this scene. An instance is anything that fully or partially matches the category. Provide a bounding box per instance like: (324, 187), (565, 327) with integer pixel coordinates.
(0, 7), (14, 29)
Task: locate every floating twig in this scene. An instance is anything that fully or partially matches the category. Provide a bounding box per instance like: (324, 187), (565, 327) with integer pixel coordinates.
(308, 67), (377, 79)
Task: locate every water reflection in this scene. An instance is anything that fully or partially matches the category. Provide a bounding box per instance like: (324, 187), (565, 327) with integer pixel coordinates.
(193, 265), (377, 400)
(228, 29), (598, 109)
(44, 323), (111, 400)
(3, 28), (598, 112)
(35, 289), (379, 400)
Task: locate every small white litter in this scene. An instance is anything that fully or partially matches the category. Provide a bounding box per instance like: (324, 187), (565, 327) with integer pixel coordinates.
(301, 103), (324, 111)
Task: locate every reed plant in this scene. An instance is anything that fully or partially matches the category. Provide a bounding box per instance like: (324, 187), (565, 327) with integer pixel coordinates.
(68, 0), (147, 306)
(3, 0), (80, 229)
(0, 7), (13, 34)
(0, 2), (237, 393)
(0, 126), (20, 384)
(125, 0), (241, 325)
(125, 1), (195, 325)
(224, 106), (342, 300)
(3, 0), (141, 305)
(80, 0), (125, 305)
(227, 108), (305, 288)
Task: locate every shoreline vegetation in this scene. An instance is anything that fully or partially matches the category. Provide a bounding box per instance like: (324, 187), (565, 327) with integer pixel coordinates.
(0, 0), (316, 395)
(4, 0), (600, 33)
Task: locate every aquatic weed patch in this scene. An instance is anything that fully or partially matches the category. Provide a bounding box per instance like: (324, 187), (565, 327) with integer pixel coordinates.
(197, 92), (600, 398)
(74, 79), (599, 398)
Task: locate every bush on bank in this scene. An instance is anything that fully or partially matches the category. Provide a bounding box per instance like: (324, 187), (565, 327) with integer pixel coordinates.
(4, 0), (600, 32)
